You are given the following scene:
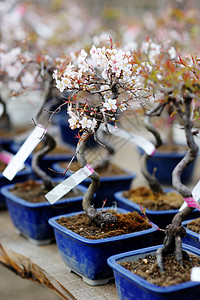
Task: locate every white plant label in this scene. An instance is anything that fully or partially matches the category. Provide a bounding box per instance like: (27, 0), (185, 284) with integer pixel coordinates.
(2, 126), (46, 181)
(179, 180), (200, 211)
(45, 164), (94, 204)
(101, 124), (156, 156)
(191, 267), (200, 281)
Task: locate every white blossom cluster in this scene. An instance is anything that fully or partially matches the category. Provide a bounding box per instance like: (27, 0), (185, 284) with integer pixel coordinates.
(0, 47), (34, 92)
(53, 45), (143, 132)
(0, 46), (53, 93)
(53, 45), (138, 93)
(141, 40), (177, 63)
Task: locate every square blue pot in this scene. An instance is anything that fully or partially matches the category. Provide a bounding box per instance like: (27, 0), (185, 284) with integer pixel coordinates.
(182, 219), (200, 249)
(137, 146), (196, 184)
(1, 180), (87, 245)
(48, 208), (157, 285)
(0, 163), (32, 210)
(52, 161), (136, 204)
(107, 244), (200, 300)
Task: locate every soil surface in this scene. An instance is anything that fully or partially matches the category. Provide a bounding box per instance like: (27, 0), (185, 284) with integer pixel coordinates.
(0, 161), (7, 173)
(0, 127), (29, 138)
(9, 180), (83, 203)
(57, 210), (152, 239)
(187, 218), (200, 234)
(35, 143), (73, 155)
(59, 161), (128, 177)
(123, 186), (184, 210)
(120, 253), (200, 287)
(158, 143), (188, 153)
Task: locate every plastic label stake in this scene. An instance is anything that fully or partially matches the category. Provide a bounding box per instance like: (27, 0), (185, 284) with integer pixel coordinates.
(191, 267), (200, 281)
(184, 197), (200, 210)
(45, 164), (94, 204)
(179, 179), (200, 211)
(101, 124), (156, 156)
(3, 126), (46, 181)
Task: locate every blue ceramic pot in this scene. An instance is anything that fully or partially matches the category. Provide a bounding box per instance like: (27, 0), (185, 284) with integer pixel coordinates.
(182, 219), (200, 249)
(0, 137), (16, 152)
(114, 191), (200, 230)
(138, 147), (196, 184)
(107, 244), (200, 300)
(1, 180), (87, 245)
(48, 208), (157, 285)
(0, 163), (32, 210)
(52, 161), (136, 205)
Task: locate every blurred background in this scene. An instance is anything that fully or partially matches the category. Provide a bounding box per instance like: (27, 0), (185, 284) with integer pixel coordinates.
(1, 0), (200, 299)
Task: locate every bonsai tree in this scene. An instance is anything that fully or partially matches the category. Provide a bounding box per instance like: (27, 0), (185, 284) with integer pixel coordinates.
(122, 40), (180, 200)
(139, 47), (200, 269)
(52, 41), (149, 226)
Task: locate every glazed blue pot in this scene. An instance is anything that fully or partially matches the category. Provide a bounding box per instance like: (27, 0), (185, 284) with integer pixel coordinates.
(1, 180), (87, 245)
(0, 137), (16, 152)
(48, 208), (157, 285)
(0, 163), (32, 210)
(182, 219), (200, 249)
(138, 147), (196, 184)
(114, 191), (200, 230)
(107, 244), (200, 300)
(52, 161), (136, 204)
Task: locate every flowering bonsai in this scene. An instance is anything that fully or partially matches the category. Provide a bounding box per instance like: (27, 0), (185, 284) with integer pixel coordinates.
(52, 41), (149, 226)
(140, 48), (200, 269)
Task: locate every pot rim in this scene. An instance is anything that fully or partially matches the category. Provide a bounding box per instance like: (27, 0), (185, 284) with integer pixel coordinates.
(0, 179), (87, 208)
(48, 208), (158, 245)
(107, 243), (200, 293)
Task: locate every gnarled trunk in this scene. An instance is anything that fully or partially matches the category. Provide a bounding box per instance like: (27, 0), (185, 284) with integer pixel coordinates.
(76, 130), (117, 227)
(32, 132), (56, 190)
(141, 116), (164, 194)
(0, 96), (11, 130)
(156, 95), (199, 270)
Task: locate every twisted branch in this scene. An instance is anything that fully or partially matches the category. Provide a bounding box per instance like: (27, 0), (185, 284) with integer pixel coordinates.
(0, 96), (12, 130)
(76, 130), (117, 227)
(141, 115), (164, 193)
(156, 95), (199, 270)
(32, 133), (56, 190)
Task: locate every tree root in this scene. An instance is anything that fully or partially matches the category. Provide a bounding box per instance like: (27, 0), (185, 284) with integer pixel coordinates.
(86, 207), (117, 227)
(156, 224), (188, 272)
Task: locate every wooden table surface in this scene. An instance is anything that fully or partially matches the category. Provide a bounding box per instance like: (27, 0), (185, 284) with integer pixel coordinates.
(0, 211), (118, 300)
(1, 130), (200, 300)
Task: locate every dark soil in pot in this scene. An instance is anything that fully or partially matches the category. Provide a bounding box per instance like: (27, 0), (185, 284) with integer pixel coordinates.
(123, 186), (184, 210)
(187, 218), (200, 233)
(0, 161), (7, 172)
(59, 161), (128, 177)
(35, 143), (73, 155)
(56, 210), (152, 239)
(9, 180), (83, 203)
(157, 143), (188, 153)
(0, 127), (28, 138)
(119, 252), (200, 287)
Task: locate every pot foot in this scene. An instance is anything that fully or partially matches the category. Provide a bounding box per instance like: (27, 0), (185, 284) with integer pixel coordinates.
(15, 229), (54, 246)
(64, 264), (113, 286)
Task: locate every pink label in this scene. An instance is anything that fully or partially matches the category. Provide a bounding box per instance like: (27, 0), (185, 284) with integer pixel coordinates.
(0, 152), (12, 165)
(184, 197), (200, 210)
(86, 164), (94, 173)
(150, 149), (156, 156)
